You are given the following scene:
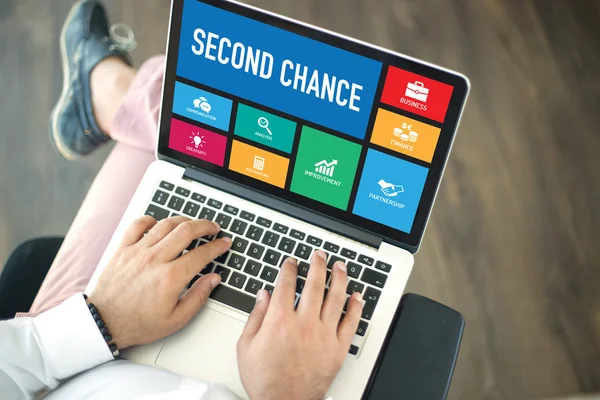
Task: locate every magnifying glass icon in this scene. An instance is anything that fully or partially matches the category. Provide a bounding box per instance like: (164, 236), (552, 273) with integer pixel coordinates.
(258, 117), (273, 135)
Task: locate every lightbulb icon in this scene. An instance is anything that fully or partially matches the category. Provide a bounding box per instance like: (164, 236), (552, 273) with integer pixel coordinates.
(189, 132), (205, 149)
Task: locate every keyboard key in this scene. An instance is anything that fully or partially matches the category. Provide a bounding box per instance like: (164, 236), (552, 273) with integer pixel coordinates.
(261, 231), (280, 248)
(356, 320), (369, 336)
(349, 345), (359, 355)
(327, 255), (345, 270)
(358, 255), (374, 267)
(215, 251), (229, 264)
(240, 211), (255, 222)
(230, 219), (248, 235)
(167, 196), (185, 212)
(216, 231), (232, 240)
(246, 243), (264, 259)
(324, 242), (340, 253)
(273, 223), (289, 234)
(260, 266), (278, 282)
(326, 270), (331, 284)
(224, 205), (239, 215)
(186, 239), (198, 251)
(201, 263), (214, 275)
(229, 272), (247, 289)
(361, 269), (388, 288)
(152, 190), (169, 205)
(191, 193), (206, 203)
(245, 278), (263, 295)
(244, 260), (262, 276)
(227, 254), (246, 270)
(175, 187), (190, 197)
(232, 237), (249, 253)
(265, 285), (275, 296)
(182, 201), (200, 218)
(278, 237), (296, 254)
(341, 248), (357, 259)
(198, 207), (216, 221)
(246, 225), (264, 241)
(298, 261), (310, 277)
(214, 265), (231, 282)
(375, 261), (392, 273)
(307, 235), (323, 247)
(208, 199), (223, 209)
(347, 262), (363, 279)
(209, 284), (255, 314)
(257, 217), (272, 228)
(159, 181), (175, 191)
(290, 229), (306, 241)
(215, 213), (232, 230)
(263, 249), (282, 266)
(170, 213), (180, 217)
(294, 244), (312, 260)
(346, 280), (365, 295)
(145, 205), (169, 221)
(362, 287), (381, 320)
(296, 278), (306, 294)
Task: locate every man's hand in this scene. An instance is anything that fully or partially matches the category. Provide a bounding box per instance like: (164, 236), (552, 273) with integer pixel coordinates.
(237, 251), (363, 400)
(88, 216), (231, 349)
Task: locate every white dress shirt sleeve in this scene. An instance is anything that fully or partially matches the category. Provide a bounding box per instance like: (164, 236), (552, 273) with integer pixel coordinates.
(0, 293), (114, 400)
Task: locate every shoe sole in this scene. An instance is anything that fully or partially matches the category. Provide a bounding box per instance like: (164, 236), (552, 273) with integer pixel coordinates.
(49, 1), (86, 161)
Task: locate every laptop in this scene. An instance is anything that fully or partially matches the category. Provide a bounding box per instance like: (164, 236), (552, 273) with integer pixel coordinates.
(86, 0), (469, 398)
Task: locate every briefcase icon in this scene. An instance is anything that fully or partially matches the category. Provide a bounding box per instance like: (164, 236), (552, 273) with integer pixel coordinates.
(405, 81), (429, 102)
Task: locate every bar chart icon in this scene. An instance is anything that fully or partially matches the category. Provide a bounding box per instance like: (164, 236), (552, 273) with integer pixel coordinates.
(315, 159), (339, 177)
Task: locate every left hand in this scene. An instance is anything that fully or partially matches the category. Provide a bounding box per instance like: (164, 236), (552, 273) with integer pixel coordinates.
(88, 216), (232, 349)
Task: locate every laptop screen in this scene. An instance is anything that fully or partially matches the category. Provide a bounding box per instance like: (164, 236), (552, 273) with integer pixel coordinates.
(158, 0), (469, 250)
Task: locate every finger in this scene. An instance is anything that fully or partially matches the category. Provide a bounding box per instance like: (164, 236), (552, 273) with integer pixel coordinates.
(172, 237), (232, 282)
(138, 216), (194, 247)
(337, 292), (363, 351)
(172, 273), (221, 326)
(153, 219), (222, 261)
(270, 257), (298, 311)
(239, 289), (270, 343)
(296, 250), (327, 319)
(321, 261), (348, 327)
(120, 216), (158, 247)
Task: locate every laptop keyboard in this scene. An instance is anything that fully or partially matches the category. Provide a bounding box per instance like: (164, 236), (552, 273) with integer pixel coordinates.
(145, 181), (393, 354)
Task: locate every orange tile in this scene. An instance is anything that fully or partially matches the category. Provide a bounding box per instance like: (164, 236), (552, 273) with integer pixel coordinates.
(370, 109), (441, 163)
(229, 140), (290, 188)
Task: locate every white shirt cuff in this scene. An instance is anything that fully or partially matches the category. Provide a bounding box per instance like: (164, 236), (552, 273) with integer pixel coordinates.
(33, 293), (114, 380)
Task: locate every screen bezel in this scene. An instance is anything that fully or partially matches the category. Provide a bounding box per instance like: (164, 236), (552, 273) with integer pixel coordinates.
(157, 0), (470, 252)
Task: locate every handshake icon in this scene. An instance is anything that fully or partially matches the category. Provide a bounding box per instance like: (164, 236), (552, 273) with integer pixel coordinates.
(378, 179), (404, 197)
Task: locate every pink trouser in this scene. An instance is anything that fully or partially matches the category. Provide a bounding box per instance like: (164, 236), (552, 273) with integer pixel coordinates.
(28, 56), (166, 315)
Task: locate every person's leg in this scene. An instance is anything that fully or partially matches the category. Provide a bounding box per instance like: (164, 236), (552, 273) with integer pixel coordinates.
(27, 55), (166, 315)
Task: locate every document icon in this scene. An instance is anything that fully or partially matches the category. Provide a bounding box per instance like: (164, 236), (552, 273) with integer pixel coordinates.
(405, 81), (429, 102)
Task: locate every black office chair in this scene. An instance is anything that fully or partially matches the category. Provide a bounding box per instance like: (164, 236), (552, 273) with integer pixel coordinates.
(0, 237), (465, 400)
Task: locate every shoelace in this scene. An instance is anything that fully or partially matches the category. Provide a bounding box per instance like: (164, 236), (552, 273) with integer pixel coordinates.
(108, 23), (137, 52)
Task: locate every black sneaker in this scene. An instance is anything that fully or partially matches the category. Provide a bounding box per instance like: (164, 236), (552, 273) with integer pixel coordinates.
(49, 0), (136, 160)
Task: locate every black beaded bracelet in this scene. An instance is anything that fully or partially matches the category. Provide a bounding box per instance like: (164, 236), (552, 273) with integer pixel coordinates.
(83, 294), (120, 358)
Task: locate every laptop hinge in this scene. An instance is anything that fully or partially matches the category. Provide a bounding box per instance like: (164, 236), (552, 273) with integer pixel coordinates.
(183, 167), (383, 249)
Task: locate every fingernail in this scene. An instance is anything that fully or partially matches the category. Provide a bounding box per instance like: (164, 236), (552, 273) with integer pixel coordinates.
(213, 222), (221, 230)
(256, 289), (266, 302)
(315, 250), (327, 260)
(286, 257), (298, 266)
(335, 261), (347, 272)
(221, 236), (232, 244)
(210, 275), (221, 289)
(354, 292), (363, 303)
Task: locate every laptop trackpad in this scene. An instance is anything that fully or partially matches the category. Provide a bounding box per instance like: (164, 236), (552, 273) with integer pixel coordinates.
(155, 306), (248, 399)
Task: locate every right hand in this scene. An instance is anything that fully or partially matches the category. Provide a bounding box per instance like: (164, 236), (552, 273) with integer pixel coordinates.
(237, 251), (364, 400)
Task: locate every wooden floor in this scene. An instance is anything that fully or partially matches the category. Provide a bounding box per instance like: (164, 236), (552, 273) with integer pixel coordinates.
(1, 1), (599, 399)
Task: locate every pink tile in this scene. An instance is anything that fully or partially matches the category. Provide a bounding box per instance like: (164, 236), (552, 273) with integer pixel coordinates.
(169, 118), (228, 167)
